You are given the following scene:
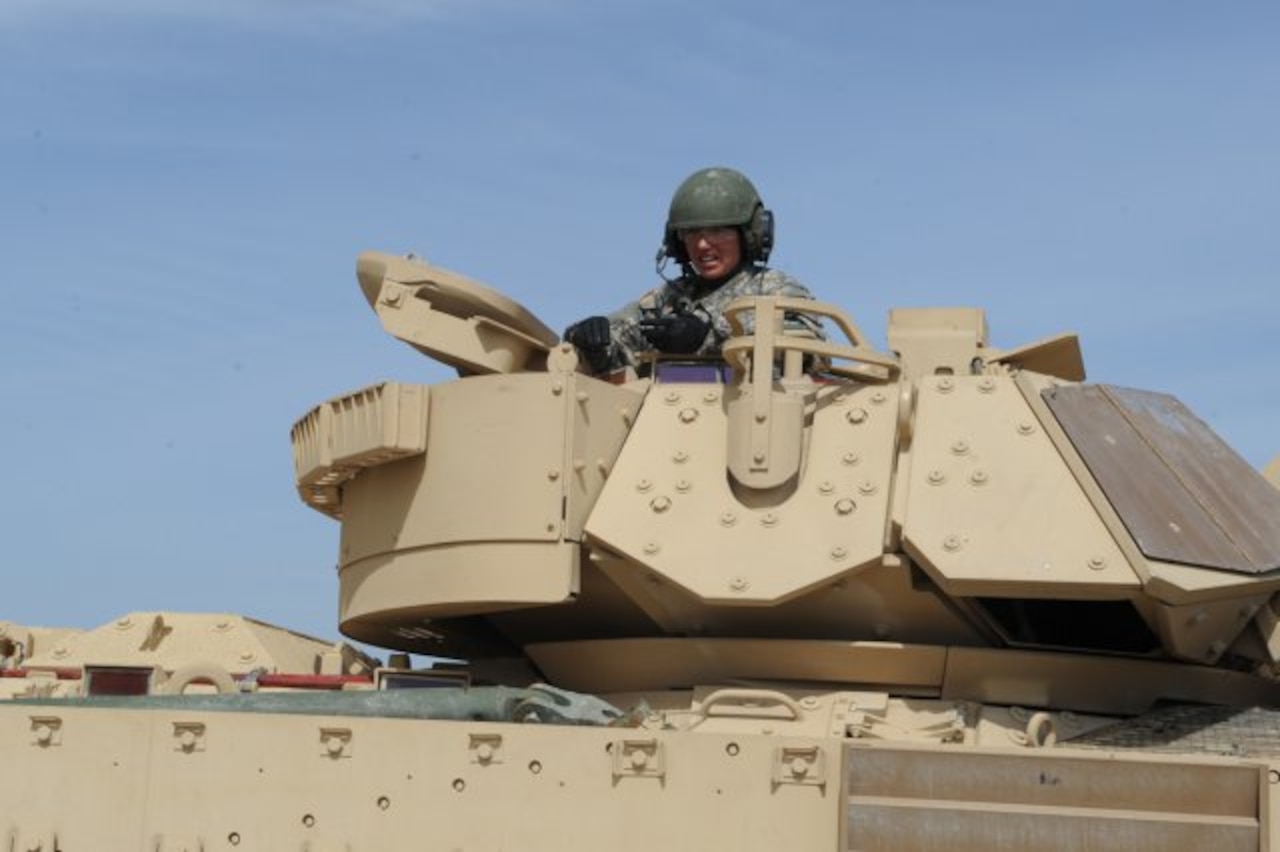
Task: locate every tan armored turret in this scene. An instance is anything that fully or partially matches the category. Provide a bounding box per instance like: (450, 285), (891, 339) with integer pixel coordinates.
(7, 250), (1280, 851)
(296, 252), (1280, 711)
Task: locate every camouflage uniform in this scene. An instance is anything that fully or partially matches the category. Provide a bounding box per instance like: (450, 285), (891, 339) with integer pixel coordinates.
(599, 265), (823, 373)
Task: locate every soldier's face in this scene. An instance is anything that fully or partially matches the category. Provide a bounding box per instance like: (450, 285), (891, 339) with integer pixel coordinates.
(681, 227), (741, 282)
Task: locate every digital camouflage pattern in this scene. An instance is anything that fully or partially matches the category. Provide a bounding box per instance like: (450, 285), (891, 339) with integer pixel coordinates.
(600, 265), (824, 372)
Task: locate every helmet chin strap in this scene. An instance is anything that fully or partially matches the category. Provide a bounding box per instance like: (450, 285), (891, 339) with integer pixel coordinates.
(685, 260), (751, 297)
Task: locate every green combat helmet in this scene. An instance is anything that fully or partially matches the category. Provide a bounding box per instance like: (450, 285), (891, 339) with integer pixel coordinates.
(662, 166), (774, 267)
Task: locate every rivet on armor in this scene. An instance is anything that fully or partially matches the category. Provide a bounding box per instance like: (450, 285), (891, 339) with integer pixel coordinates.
(630, 750), (649, 770)
(871, 391), (887, 404)
(937, 377), (955, 393)
(596, 459), (610, 475)
(34, 724), (54, 745)
(835, 499), (855, 515)
(703, 390), (719, 403)
(1189, 609), (1209, 626)
(547, 469), (560, 481)
(679, 408), (699, 423)
(302, 815), (316, 828)
(1087, 556), (1107, 571)
(1016, 421), (1036, 435)
(720, 511), (737, 527)
(115, 617), (133, 630)
(643, 542), (660, 555)
(377, 796), (392, 810)
(800, 696), (821, 710)
(943, 535), (962, 552)
(755, 412), (768, 423)
(818, 480), (834, 495)
(830, 546), (848, 560)
(858, 480), (877, 495)
(845, 408), (868, 425)
(178, 730), (198, 751)
(789, 757), (810, 778)
(969, 470), (988, 486)
(927, 470), (946, 485)
(529, 760), (543, 774)
(761, 512), (779, 527)
(572, 459), (586, 472)
(664, 391), (681, 404)
(978, 377), (997, 393)
(950, 440), (970, 455)
(675, 479), (692, 493)
(753, 451), (766, 463)
(476, 743), (495, 763)
(52, 646), (68, 658)
(575, 390), (589, 403)
(636, 479), (652, 492)
(228, 833), (241, 846)
(842, 452), (860, 466)
(725, 742), (740, 756)
(551, 381), (564, 396)
(672, 450), (689, 463)
(325, 736), (345, 757)
(650, 496), (672, 513)
(452, 778), (466, 792)
(239, 650), (255, 663)
(620, 407), (633, 424)
(729, 576), (749, 592)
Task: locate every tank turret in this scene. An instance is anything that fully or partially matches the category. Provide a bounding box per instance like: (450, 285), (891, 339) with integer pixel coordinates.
(8, 250), (1280, 850)
(294, 252), (1280, 710)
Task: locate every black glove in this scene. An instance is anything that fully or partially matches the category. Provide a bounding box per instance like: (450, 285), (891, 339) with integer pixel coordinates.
(564, 316), (612, 371)
(638, 312), (711, 354)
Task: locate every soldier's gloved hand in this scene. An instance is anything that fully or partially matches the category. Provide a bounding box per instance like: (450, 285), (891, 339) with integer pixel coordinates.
(563, 316), (612, 371)
(638, 312), (710, 354)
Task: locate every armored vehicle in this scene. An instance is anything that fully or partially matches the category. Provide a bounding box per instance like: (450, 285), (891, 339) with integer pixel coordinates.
(4, 251), (1280, 851)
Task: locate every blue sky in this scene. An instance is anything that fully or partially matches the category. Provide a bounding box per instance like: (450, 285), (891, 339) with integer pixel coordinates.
(3, 1), (1277, 650)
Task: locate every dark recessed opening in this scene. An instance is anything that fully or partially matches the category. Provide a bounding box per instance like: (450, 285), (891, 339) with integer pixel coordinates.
(85, 666), (154, 696)
(976, 598), (1160, 654)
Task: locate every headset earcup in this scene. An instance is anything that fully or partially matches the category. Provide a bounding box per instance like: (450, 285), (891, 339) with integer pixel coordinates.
(665, 228), (687, 263)
(747, 207), (774, 263)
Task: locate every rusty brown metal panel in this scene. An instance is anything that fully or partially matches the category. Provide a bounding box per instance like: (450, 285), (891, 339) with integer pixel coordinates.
(1102, 385), (1280, 573)
(1044, 384), (1275, 574)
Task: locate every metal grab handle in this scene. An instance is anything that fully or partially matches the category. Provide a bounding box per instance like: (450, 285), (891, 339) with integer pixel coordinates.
(722, 296), (900, 382)
(697, 688), (804, 721)
(161, 662), (238, 695)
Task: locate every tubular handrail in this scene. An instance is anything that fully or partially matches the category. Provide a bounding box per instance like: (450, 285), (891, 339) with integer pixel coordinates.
(722, 296), (900, 383)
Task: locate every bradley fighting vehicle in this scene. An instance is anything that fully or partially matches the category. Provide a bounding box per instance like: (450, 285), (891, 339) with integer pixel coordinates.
(4, 251), (1280, 851)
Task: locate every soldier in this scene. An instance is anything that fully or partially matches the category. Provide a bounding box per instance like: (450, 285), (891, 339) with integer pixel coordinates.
(564, 167), (823, 375)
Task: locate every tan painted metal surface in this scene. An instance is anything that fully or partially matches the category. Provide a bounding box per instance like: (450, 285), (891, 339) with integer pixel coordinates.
(7, 251), (1280, 850)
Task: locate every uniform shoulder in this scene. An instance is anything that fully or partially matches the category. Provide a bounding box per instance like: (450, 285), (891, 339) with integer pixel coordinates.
(753, 266), (814, 298)
(608, 283), (673, 321)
